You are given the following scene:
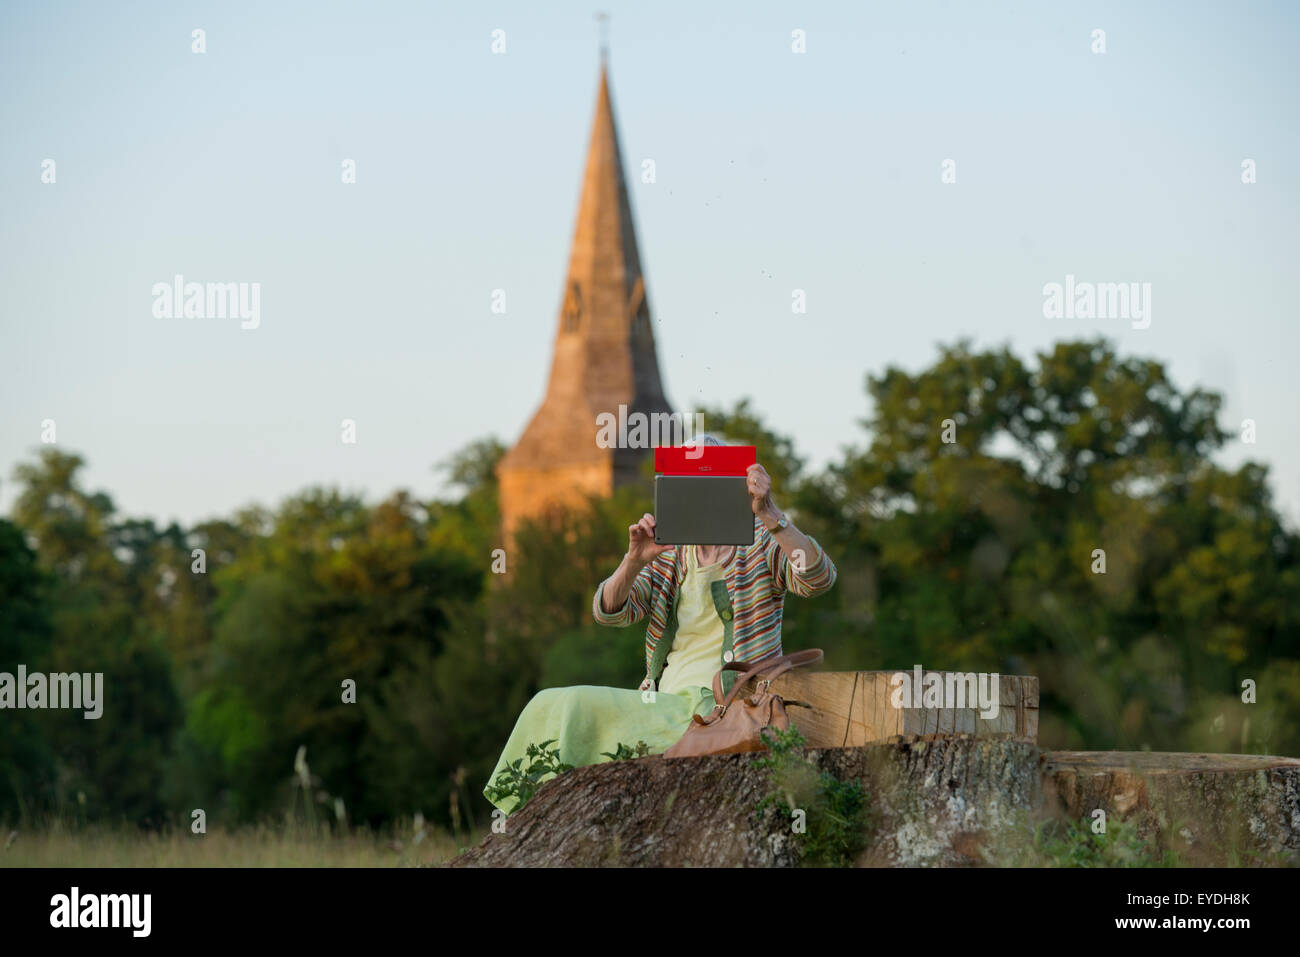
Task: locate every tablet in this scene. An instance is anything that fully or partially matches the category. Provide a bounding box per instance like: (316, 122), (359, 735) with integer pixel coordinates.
(653, 474), (755, 546)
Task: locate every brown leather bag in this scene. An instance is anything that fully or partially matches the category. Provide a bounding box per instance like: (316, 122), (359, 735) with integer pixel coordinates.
(663, 649), (824, 759)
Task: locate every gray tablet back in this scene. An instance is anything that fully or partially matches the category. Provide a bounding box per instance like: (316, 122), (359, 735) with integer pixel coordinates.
(654, 475), (755, 546)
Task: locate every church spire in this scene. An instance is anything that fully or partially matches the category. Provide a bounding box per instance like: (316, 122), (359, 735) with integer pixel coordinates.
(497, 63), (672, 539)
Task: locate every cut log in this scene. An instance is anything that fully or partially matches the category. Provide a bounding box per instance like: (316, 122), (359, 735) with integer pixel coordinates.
(741, 669), (1038, 746)
(1041, 750), (1300, 864)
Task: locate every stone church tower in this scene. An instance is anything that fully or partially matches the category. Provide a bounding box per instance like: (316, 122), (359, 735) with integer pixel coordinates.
(497, 64), (672, 540)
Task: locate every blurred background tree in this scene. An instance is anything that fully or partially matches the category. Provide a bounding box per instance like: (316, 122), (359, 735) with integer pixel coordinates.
(9, 450), (182, 825)
(0, 517), (55, 820)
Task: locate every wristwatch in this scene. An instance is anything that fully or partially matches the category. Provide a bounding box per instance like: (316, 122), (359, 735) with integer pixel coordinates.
(765, 512), (789, 534)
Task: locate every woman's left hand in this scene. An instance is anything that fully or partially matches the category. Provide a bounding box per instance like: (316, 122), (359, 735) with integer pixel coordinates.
(746, 463), (778, 520)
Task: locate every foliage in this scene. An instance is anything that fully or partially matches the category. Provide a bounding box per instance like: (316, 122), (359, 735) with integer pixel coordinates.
(991, 815), (1183, 868)
(0, 519), (55, 820)
(540, 624), (645, 689)
(482, 740), (574, 812)
(695, 398), (805, 493)
(753, 725), (871, 867)
(601, 741), (651, 761)
(180, 488), (484, 824)
(7, 451), (183, 825)
(798, 338), (1300, 753)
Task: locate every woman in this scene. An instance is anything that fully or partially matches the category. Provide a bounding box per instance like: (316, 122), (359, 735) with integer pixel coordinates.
(483, 437), (837, 814)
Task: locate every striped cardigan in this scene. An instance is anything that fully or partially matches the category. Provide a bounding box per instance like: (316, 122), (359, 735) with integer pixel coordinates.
(591, 517), (837, 694)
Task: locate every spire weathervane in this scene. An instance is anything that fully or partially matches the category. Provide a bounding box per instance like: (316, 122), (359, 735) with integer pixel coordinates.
(596, 11), (609, 64)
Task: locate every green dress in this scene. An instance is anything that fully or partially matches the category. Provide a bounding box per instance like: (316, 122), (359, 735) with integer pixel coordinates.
(484, 547), (729, 815)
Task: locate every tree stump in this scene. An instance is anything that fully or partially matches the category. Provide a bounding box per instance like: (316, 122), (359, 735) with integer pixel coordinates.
(449, 734), (1041, 867)
(1041, 750), (1300, 864)
(449, 738), (1300, 867)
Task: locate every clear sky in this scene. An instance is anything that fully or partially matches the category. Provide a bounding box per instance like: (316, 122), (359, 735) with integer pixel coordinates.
(2, 0), (1297, 528)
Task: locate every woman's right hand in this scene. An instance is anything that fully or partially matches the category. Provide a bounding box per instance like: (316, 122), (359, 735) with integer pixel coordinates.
(598, 514), (672, 616)
(628, 512), (672, 566)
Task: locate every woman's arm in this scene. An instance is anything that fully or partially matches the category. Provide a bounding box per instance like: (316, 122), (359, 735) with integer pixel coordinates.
(599, 553), (649, 614)
(593, 512), (670, 621)
(747, 463), (837, 597)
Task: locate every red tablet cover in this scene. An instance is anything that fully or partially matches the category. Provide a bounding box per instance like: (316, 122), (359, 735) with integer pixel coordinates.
(654, 445), (756, 476)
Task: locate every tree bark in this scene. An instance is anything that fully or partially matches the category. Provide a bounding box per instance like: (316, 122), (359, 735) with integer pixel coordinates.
(1041, 750), (1300, 865)
(450, 737), (1300, 867)
(450, 735), (1041, 867)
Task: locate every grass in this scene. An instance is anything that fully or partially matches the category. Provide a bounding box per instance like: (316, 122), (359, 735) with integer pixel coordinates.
(1, 819), (476, 867)
(1, 747), (485, 867)
(752, 725), (872, 867)
(983, 814), (1183, 868)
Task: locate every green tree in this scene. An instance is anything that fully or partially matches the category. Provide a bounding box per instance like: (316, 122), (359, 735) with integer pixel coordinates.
(10, 450), (182, 824)
(696, 398), (805, 493)
(0, 519), (55, 821)
(821, 339), (1300, 753)
(182, 488), (483, 823)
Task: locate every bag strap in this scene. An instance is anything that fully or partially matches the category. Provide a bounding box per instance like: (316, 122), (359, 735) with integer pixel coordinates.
(709, 648), (824, 711)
